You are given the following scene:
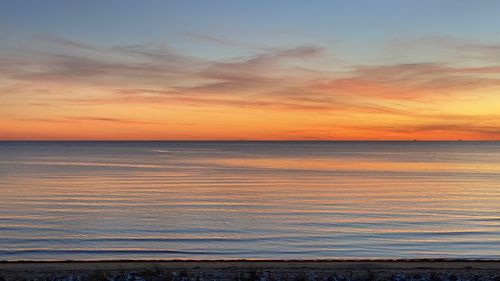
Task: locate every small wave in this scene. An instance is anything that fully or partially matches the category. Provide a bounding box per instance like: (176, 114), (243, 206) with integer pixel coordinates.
(0, 161), (162, 169)
(0, 249), (214, 255)
(0, 236), (296, 244)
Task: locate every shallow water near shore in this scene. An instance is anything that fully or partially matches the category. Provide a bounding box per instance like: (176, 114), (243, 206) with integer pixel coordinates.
(0, 141), (499, 260)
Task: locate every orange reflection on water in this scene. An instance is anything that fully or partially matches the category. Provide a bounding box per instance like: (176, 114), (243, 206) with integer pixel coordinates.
(202, 156), (500, 173)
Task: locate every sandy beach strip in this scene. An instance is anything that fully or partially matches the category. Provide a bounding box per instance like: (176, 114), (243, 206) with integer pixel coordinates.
(1, 260), (499, 280)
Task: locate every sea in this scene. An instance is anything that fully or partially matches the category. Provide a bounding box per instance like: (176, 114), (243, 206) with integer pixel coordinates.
(0, 141), (499, 260)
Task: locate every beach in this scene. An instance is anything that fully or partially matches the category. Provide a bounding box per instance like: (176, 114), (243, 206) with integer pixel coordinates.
(3, 1), (500, 280)
(1, 260), (499, 280)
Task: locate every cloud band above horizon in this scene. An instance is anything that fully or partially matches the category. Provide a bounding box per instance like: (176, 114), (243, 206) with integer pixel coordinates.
(1, 1), (500, 140)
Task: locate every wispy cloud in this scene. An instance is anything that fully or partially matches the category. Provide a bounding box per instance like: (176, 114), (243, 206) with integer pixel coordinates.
(313, 63), (500, 100)
(180, 32), (259, 50)
(388, 36), (500, 62)
(33, 34), (99, 51)
(18, 116), (156, 124)
(3, 35), (500, 139)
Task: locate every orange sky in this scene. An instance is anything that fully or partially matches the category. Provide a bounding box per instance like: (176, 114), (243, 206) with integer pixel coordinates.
(2, 46), (500, 140)
(2, 44), (500, 140)
(2, 2), (500, 140)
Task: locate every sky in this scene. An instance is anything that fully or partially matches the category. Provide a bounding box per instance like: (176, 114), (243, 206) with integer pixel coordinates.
(1, 0), (500, 140)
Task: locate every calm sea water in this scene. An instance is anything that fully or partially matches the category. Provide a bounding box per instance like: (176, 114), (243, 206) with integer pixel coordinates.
(0, 141), (499, 260)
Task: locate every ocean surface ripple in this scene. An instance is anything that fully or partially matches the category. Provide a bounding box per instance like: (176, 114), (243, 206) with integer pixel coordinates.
(0, 141), (499, 260)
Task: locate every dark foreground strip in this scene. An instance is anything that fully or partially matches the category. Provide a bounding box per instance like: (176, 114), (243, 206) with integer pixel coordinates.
(0, 260), (499, 281)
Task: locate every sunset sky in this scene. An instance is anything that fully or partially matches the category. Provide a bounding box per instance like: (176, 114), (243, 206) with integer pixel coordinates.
(1, 0), (500, 140)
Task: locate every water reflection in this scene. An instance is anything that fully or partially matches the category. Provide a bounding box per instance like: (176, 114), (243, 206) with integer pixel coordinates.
(0, 141), (499, 260)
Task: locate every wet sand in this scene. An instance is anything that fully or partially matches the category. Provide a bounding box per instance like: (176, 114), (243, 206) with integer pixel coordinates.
(1, 260), (499, 280)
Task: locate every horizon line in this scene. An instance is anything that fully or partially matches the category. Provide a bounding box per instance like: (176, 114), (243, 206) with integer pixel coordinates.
(1, 139), (500, 142)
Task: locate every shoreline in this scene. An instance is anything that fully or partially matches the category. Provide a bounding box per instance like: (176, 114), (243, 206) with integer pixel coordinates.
(1, 260), (499, 281)
(2, 258), (500, 263)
